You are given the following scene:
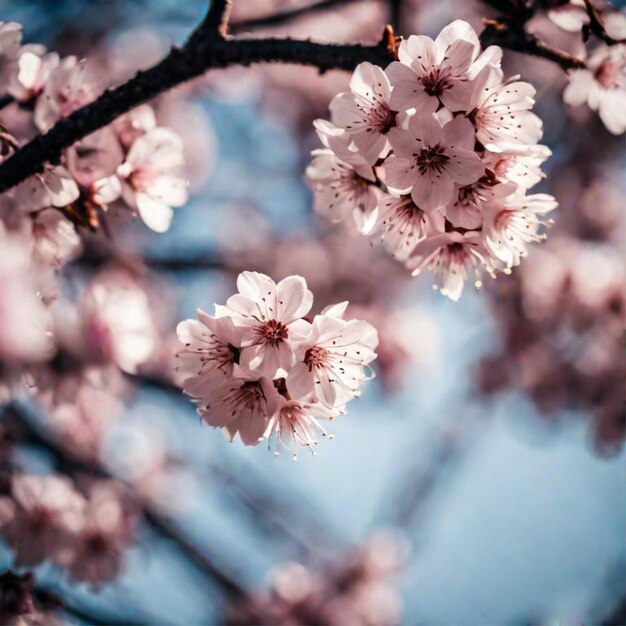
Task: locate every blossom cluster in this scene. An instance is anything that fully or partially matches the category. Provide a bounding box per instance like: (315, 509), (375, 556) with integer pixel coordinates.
(176, 271), (378, 456)
(0, 20), (188, 241)
(307, 20), (558, 300)
(226, 533), (406, 625)
(0, 474), (136, 587)
(548, 0), (626, 135)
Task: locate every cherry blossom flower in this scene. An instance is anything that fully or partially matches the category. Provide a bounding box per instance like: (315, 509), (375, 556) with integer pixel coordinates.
(329, 62), (395, 164)
(307, 120), (380, 233)
(0, 22), (22, 90)
(446, 179), (517, 229)
(219, 272), (313, 378)
(0, 475), (85, 567)
(563, 44), (626, 135)
(484, 144), (551, 190)
(473, 78), (543, 151)
(176, 310), (240, 394)
(34, 56), (95, 132)
(386, 20), (497, 113)
(15, 165), (80, 211)
(386, 113), (484, 211)
(288, 302), (378, 409)
(30, 209), (82, 268)
(407, 231), (496, 301)
(203, 375), (279, 446)
(7, 46), (59, 102)
(307, 150), (380, 233)
(177, 273), (378, 450)
(64, 481), (136, 587)
(482, 192), (557, 268)
(117, 127), (188, 232)
(55, 270), (158, 374)
(0, 233), (52, 367)
(265, 392), (342, 458)
(374, 194), (444, 261)
(113, 104), (157, 149)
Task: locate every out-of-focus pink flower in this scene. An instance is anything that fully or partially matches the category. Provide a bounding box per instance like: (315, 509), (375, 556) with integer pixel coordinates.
(564, 44), (626, 135)
(63, 481), (136, 587)
(78, 269), (158, 373)
(407, 231), (495, 301)
(117, 127), (188, 232)
(34, 56), (95, 132)
(113, 104), (157, 149)
(0, 22), (22, 90)
(386, 113), (484, 212)
(482, 193), (557, 268)
(0, 233), (52, 369)
(7, 46), (59, 102)
(30, 209), (82, 268)
(0, 475), (85, 567)
(226, 533), (407, 625)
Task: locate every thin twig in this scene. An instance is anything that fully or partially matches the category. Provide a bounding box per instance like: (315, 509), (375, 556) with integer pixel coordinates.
(480, 19), (586, 70)
(583, 0), (625, 45)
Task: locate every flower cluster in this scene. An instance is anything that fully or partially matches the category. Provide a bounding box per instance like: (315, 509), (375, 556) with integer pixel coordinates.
(0, 21), (188, 238)
(176, 272), (378, 456)
(548, 1), (626, 135)
(226, 533), (407, 626)
(307, 20), (557, 300)
(0, 474), (137, 587)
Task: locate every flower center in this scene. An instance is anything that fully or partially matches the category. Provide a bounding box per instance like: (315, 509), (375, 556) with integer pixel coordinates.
(256, 319), (288, 347)
(416, 144), (450, 175)
(304, 345), (330, 370)
(594, 59), (622, 90)
(422, 69), (451, 97)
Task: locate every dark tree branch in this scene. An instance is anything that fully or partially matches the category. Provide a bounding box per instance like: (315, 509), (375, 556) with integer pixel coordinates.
(583, 0), (625, 45)
(480, 19), (586, 70)
(0, 15), (395, 194)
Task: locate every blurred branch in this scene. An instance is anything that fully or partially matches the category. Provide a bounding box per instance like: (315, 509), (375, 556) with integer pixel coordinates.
(480, 19), (586, 69)
(33, 585), (150, 626)
(583, 0), (625, 45)
(229, 0), (362, 33)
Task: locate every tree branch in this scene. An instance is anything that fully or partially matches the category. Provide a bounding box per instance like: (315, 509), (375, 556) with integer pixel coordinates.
(0, 14), (395, 194)
(583, 0), (625, 45)
(480, 19), (586, 70)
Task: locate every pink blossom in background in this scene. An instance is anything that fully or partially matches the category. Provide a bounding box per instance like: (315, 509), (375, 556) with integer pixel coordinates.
(0, 475), (85, 567)
(564, 44), (626, 135)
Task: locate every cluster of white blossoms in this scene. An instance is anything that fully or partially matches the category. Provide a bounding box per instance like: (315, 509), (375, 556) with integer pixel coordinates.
(307, 20), (558, 301)
(0, 21), (188, 235)
(176, 272), (378, 457)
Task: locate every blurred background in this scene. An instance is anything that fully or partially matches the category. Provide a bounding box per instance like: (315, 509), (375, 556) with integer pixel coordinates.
(0, 0), (624, 624)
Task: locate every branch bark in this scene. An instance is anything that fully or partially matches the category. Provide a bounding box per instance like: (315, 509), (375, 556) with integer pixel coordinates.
(583, 0), (625, 45)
